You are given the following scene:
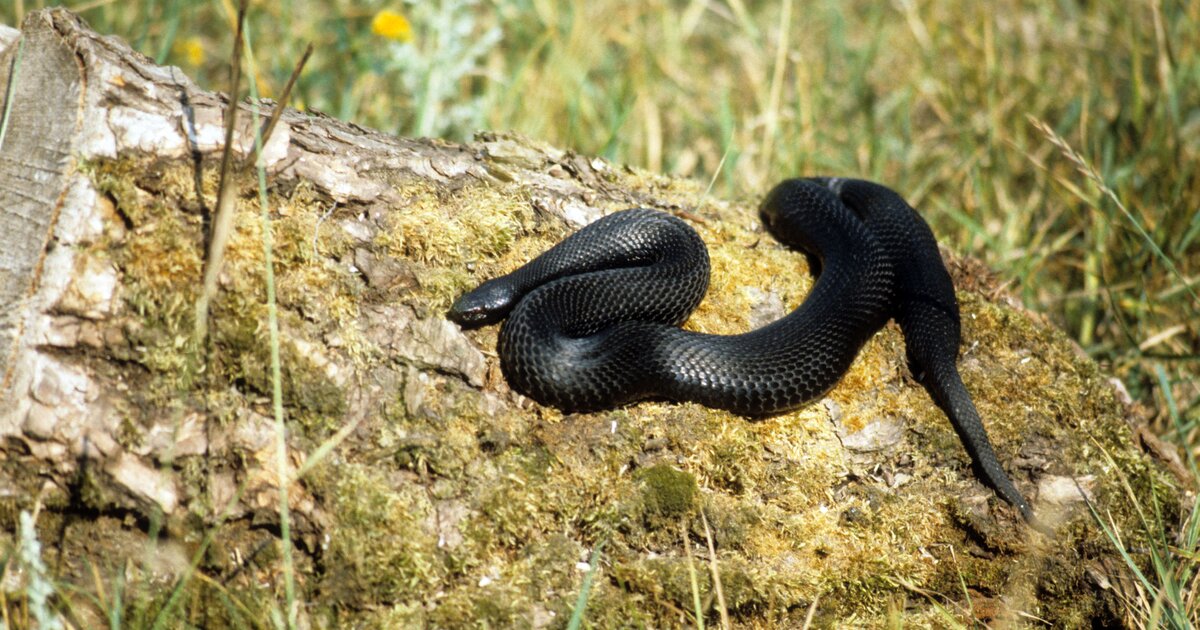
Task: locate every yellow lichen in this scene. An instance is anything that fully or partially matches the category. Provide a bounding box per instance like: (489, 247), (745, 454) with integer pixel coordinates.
(71, 142), (1176, 627)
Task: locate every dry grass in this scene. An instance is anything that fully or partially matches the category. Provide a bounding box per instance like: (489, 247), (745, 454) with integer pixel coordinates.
(14, 0), (1187, 434)
(2, 0), (1197, 626)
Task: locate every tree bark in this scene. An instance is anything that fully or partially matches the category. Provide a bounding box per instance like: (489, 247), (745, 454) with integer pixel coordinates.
(0, 9), (1180, 627)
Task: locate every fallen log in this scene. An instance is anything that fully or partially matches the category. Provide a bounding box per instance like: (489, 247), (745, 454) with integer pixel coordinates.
(0, 8), (1180, 627)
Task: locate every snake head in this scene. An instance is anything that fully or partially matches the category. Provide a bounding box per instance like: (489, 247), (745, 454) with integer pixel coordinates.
(447, 277), (519, 328)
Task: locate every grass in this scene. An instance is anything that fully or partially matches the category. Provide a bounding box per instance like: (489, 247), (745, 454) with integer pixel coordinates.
(8, 0), (1189, 429)
(1082, 367), (1200, 628)
(0, 0), (1197, 626)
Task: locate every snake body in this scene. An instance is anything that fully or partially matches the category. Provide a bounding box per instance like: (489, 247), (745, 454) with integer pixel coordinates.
(449, 178), (1034, 521)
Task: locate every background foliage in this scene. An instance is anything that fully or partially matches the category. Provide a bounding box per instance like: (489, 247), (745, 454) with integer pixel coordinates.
(14, 0), (1188, 438)
(2, 0), (1198, 625)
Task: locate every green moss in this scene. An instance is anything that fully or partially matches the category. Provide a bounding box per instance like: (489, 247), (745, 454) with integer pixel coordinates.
(318, 463), (443, 607)
(388, 409), (487, 480)
(520, 533), (584, 602)
(697, 498), (758, 550)
(78, 465), (117, 511)
(372, 181), (548, 311)
(705, 437), (757, 495)
(81, 156), (367, 454)
(473, 470), (551, 549)
(63, 135), (1180, 628)
(612, 554), (708, 611)
(637, 463), (699, 520)
(427, 583), (525, 628)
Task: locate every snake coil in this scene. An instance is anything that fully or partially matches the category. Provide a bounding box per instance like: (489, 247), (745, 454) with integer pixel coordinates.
(450, 178), (1035, 523)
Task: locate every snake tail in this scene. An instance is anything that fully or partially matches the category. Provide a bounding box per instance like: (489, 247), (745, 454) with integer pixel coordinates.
(819, 178), (1035, 523)
(450, 178), (1037, 524)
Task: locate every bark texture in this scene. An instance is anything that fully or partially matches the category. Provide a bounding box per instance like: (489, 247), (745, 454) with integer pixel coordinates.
(0, 9), (1182, 627)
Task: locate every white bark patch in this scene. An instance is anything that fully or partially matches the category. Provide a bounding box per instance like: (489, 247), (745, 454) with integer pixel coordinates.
(367, 305), (487, 387)
(56, 255), (118, 319)
(836, 415), (906, 453)
(137, 413), (208, 461)
(105, 453), (179, 514)
(1038, 475), (1095, 505)
(108, 106), (187, 156)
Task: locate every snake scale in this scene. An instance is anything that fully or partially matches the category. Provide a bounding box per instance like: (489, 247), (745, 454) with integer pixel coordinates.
(449, 178), (1034, 522)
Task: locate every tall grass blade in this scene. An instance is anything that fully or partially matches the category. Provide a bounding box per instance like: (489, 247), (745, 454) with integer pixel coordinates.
(0, 35), (25, 152)
(566, 539), (605, 630)
(243, 27), (298, 630)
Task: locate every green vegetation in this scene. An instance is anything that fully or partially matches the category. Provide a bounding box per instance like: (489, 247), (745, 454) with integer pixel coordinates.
(1, 0), (1196, 627)
(8, 0), (1187, 429)
(638, 463), (700, 520)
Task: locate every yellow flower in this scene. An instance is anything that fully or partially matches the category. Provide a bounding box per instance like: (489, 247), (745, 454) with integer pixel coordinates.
(372, 9), (413, 43)
(174, 37), (206, 66)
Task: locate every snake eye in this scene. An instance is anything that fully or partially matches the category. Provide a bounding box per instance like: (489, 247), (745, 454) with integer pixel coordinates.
(448, 279), (518, 328)
(447, 303), (487, 326)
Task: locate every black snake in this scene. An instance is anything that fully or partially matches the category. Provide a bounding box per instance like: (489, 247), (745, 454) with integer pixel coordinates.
(449, 178), (1034, 522)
